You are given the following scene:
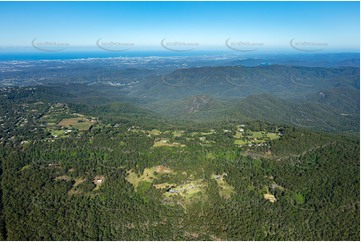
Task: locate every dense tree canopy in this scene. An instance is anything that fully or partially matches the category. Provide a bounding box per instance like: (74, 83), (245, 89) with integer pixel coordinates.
(0, 87), (359, 240)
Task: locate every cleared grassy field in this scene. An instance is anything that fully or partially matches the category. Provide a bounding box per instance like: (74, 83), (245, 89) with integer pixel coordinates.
(250, 131), (263, 138)
(172, 130), (184, 137)
(234, 131), (279, 146)
(149, 129), (161, 135)
(153, 183), (177, 189)
(153, 139), (185, 148)
(58, 118), (93, 130)
(126, 166), (174, 191)
(68, 178), (86, 195)
(50, 129), (66, 137)
(267, 132), (279, 140)
(234, 139), (248, 145)
(264, 193), (277, 203)
(234, 132), (243, 138)
(211, 173), (235, 199)
(164, 180), (207, 199)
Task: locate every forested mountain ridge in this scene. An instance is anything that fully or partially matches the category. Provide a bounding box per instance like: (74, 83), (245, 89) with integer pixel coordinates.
(1, 61), (359, 101)
(131, 65), (359, 99)
(144, 92), (359, 133)
(1, 61), (359, 133)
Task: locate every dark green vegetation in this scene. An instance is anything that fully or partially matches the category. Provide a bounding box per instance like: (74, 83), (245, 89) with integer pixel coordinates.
(0, 85), (359, 240)
(3, 60), (359, 132)
(0, 55), (359, 240)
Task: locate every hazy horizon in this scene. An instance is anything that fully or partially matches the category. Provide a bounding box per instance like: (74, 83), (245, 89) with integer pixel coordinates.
(0, 1), (359, 54)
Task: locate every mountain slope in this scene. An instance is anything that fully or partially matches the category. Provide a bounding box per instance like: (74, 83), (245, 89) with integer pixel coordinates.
(144, 93), (359, 132)
(131, 65), (359, 100)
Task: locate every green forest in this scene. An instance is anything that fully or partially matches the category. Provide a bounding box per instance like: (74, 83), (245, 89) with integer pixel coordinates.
(0, 86), (359, 240)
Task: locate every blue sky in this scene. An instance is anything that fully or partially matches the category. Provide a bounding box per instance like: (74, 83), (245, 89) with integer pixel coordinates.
(0, 1), (359, 52)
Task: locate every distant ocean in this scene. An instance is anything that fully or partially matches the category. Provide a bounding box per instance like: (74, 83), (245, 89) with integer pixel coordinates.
(0, 50), (229, 61)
